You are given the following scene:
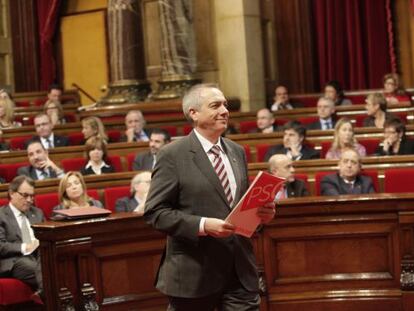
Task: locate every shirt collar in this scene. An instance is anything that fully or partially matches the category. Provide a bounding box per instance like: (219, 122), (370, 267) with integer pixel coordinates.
(9, 203), (24, 218)
(85, 160), (110, 169)
(41, 133), (54, 143)
(193, 129), (224, 153)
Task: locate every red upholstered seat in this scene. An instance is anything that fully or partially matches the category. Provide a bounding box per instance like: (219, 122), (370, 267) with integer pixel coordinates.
(384, 168), (414, 193)
(104, 186), (130, 212)
(358, 138), (381, 155)
(34, 193), (59, 219)
(61, 158), (86, 172)
(126, 153), (136, 171)
(320, 142), (332, 158)
(297, 116), (318, 126)
(183, 124), (192, 135)
(108, 155), (122, 172)
(256, 144), (271, 162)
(0, 162), (29, 182)
(239, 120), (257, 134)
(15, 101), (30, 107)
(87, 189), (100, 201)
(0, 278), (34, 305)
(9, 136), (32, 150)
(67, 132), (84, 145)
(315, 169), (378, 195)
(292, 96), (317, 107)
(0, 198), (9, 206)
(160, 125), (177, 137)
(243, 145), (251, 163)
(107, 130), (121, 143)
(64, 112), (77, 122)
(33, 99), (46, 106)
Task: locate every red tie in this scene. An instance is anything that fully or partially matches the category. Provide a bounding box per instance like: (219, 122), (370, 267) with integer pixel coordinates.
(209, 145), (233, 205)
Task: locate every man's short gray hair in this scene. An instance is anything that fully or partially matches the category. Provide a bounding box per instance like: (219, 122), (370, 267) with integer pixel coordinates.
(182, 83), (219, 121)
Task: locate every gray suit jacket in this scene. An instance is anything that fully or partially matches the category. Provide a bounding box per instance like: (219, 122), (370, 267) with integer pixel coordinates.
(17, 166), (58, 181)
(115, 197), (138, 212)
(0, 205), (44, 275)
(132, 151), (154, 171)
(144, 131), (258, 298)
(321, 173), (375, 196)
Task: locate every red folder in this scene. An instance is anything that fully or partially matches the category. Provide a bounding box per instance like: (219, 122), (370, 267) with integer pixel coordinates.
(225, 171), (285, 237)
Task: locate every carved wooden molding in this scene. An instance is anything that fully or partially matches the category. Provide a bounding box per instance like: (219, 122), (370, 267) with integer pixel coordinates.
(81, 283), (100, 311)
(401, 261), (414, 291)
(58, 287), (76, 311)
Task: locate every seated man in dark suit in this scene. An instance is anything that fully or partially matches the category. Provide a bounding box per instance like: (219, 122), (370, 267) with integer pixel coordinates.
(17, 141), (64, 180)
(25, 113), (69, 150)
(0, 176), (44, 295)
(269, 154), (309, 198)
(115, 171), (151, 214)
(120, 110), (151, 142)
(249, 108), (279, 134)
(264, 121), (320, 161)
(133, 128), (171, 171)
(321, 148), (375, 196)
(270, 85), (303, 111)
(307, 97), (337, 130)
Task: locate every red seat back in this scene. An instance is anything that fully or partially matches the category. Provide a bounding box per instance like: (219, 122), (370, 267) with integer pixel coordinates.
(297, 116), (318, 126)
(61, 158), (86, 172)
(34, 193), (59, 219)
(104, 186), (130, 212)
(384, 168), (414, 193)
(0, 162), (29, 182)
(239, 120), (257, 134)
(67, 132), (84, 145)
(0, 198), (9, 206)
(160, 125), (177, 137)
(107, 155), (122, 172)
(107, 130), (121, 143)
(9, 136), (32, 150)
(358, 138), (380, 155)
(256, 144), (271, 162)
(183, 124), (192, 135)
(86, 189), (100, 201)
(126, 153), (136, 171)
(320, 142), (332, 158)
(243, 145), (251, 163)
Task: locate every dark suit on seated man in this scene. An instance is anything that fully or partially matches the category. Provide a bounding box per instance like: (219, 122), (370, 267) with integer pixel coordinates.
(265, 121), (320, 162)
(144, 84), (275, 311)
(115, 172), (151, 213)
(133, 129), (171, 171)
(24, 113), (69, 150)
(321, 148), (375, 196)
(17, 141), (64, 181)
(306, 97), (337, 130)
(0, 176), (44, 292)
(268, 154), (309, 198)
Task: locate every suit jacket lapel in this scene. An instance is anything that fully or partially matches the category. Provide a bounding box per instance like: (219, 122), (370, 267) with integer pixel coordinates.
(5, 205), (22, 241)
(189, 132), (230, 208)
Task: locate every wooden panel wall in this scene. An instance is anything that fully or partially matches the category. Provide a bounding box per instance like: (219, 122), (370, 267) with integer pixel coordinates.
(9, 0), (40, 92)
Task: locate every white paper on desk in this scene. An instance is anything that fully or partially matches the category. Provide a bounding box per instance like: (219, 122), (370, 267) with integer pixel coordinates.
(225, 171), (285, 237)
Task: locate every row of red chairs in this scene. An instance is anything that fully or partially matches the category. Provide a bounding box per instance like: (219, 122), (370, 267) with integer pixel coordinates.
(238, 111), (409, 134)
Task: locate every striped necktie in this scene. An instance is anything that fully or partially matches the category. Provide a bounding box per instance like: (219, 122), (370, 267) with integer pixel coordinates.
(209, 145), (233, 205)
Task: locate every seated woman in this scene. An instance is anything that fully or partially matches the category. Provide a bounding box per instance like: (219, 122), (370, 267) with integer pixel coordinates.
(0, 98), (21, 129)
(80, 137), (114, 175)
(324, 80), (352, 106)
(382, 73), (410, 104)
(115, 171), (152, 214)
(326, 118), (366, 160)
(363, 93), (395, 129)
(81, 116), (108, 144)
(53, 171), (103, 210)
(44, 100), (66, 126)
(375, 118), (414, 156)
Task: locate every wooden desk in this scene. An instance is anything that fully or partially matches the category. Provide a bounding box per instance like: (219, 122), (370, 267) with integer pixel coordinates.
(32, 194), (414, 310)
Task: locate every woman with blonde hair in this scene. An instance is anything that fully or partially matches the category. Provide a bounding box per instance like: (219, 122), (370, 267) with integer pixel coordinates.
(81, 116), (108, 143)
(43, 100), (66, 126)
(53, 171), (103, 210)
(325, 118), (366, 160)
(0, 98), (21, 129)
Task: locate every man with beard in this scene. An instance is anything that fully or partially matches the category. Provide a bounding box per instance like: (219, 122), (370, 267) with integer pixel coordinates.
(132, 129), (171, 170)
(17, 141), (64, 180)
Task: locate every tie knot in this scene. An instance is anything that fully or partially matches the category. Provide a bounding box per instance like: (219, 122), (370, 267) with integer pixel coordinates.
(209, 145), (221, 157)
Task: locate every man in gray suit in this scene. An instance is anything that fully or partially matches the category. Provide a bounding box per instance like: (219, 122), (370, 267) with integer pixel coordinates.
(17, 141), (64, 180)
(144, 84), (275, 311)
(133, 128), (171, 171)
(321, 148), (375, 195)
(0, 176), (44, 293)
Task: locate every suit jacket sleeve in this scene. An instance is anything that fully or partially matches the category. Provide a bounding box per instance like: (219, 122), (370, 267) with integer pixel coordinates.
(115, 197), (129, 212)
(320, 175), (341, 196)
(0, 210), (22, 257)
(144, 147), (201, 244)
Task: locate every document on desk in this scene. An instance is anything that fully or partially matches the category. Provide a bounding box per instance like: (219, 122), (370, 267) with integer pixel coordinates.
(225, 171), (285, 237)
